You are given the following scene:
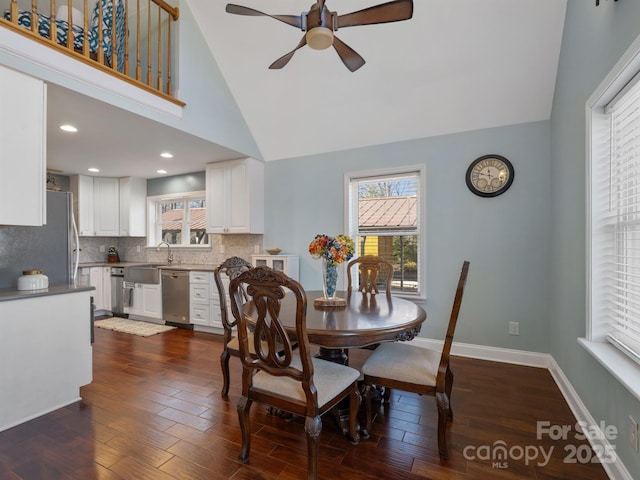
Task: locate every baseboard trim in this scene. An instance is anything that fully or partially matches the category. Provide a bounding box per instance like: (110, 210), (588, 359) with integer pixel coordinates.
(408, 338), (630, 480)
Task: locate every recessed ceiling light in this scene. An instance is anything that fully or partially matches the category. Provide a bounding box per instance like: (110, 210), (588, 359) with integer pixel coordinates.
(88, 167), (100, 172)
(60, 124), (78, 133)
(160, 152), (173, 158)
(157, 169), (168, 174)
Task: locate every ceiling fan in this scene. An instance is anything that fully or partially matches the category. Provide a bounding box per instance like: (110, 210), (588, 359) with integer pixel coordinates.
(225, 0), (414, 72)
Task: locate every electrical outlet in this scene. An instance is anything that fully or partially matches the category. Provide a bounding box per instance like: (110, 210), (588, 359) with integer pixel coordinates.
(509, 322), (520, 335)
(99, 245), (105, 253)
(630, 416), (639, 452)
(254, 244), (260, 254)
(220, 244), (225, 254)
(136, 245), (141, 253)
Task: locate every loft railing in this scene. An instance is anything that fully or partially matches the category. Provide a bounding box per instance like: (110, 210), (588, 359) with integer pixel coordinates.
(0, 0), (183, 106)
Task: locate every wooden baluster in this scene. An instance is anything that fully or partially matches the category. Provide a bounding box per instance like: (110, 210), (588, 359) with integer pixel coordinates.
(9, 0), (18, 25)
(66, 1), (73, 49)
(124, 0), (129, 75)
(30, 0), (37, 34)
(146, 0), (152, 87)
(111, 0), (117, 70)
(50, 0), (57, 48)
(156, 7), (162, 91)
(82, 0), (88, 56)
(97, 0), (104, 65)
(166, 17), (172, 95)
(136, 0), (141, 81)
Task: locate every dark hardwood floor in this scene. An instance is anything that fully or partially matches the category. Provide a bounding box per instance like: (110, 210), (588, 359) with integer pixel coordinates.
(0, 326), (610, 479)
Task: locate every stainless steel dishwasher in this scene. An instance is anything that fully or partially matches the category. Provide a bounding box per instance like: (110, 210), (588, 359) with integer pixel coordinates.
(161, 270), (190, 325)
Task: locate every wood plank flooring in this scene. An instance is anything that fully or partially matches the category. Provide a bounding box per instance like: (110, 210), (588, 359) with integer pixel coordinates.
(0, 325), (611, 479)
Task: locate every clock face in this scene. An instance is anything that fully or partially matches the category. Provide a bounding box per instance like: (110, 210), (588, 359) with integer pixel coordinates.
(466, 155), (514, 197)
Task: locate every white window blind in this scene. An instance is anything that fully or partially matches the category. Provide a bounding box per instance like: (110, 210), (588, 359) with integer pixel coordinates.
(601, 78), (640, 363)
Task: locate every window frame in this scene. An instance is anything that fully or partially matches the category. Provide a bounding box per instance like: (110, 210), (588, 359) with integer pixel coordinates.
(585, 33), (640, 400)
(344, 165), (426, 299)
(146, 191), (209, 248)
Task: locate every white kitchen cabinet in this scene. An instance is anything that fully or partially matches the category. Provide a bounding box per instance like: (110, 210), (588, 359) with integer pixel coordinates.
(206, 158), (264, 234)
(93, 177), (120, 236)
(119, 177), (147, 237)
(0, 66), (46, 226)
(251, 255), (299, 281)
(71, 175), (145, 236)
(87, 266), (111, 312)
(70, 175), (94, 236)
(189, 271), (223, 330)
(126, 283), (161, 319)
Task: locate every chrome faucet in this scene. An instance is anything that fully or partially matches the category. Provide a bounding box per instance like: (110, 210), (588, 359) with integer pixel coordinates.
(156, 241), (173, 264)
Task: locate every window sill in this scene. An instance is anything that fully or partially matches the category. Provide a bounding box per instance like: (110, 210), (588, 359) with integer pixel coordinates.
(578, 337), (640, 402)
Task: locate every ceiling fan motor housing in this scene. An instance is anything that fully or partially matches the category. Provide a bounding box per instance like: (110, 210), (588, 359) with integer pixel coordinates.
(302, 5), (338, 50)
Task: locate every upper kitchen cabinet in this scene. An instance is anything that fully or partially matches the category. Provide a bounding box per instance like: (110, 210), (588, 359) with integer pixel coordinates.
(119, 177), (146, 237)
(206, 158), (264, 234)
(71, 175), (146, 236)
(0, 66), (46, 226)
(93, 177), (119, 236)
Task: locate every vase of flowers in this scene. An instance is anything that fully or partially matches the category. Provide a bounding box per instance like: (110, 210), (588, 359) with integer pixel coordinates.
(309, 234), (355, 300)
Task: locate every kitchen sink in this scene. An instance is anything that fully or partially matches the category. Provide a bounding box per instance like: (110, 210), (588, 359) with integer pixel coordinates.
(124, 265), (165, 284)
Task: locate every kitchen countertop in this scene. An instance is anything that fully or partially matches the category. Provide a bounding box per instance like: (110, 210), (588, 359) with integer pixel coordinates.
(0, 284), (95, 302)
(78, 262), (217, 272)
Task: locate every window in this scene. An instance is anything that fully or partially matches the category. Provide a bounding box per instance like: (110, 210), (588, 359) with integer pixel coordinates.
(587, 35), (640, 391)
(147, 192), (208, 246)
(346, 167), (424, 297)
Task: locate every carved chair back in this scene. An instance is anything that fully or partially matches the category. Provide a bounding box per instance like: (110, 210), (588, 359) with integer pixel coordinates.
(347, 255), (394, 296)
(214, 256), (253, 342)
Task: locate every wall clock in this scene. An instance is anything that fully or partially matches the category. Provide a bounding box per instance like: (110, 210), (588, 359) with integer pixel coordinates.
(466, 154), (514, 197)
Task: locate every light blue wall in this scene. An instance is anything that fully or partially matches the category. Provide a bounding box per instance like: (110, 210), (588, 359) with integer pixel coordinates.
(264, 121), (551, 353)
(147, 171), (205, 196)
(550, 1), (640, 475)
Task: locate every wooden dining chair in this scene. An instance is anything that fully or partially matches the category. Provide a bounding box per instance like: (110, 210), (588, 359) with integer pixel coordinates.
(347, 255), (394, 296)
(229, 266), (361, 480)
(361, 260), (470, 458)
(214, 256), (253, 398)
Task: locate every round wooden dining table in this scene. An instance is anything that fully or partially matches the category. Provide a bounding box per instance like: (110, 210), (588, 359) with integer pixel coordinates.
(243, 290), (427, 363)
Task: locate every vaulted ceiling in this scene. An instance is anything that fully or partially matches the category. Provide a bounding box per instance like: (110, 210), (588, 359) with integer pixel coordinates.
(189, 0), (567, 162)
(44, 0), (567, 178)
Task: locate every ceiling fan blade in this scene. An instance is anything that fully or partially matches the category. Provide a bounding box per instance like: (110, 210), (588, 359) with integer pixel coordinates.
(225, 4), (303, 29)
(269, 35), (308, 69)
(332, 36), (366, 72)
(337, 0), (413, 29)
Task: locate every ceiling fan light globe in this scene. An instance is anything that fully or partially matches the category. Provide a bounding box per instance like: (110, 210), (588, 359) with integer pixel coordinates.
(306, 27), (334, 50)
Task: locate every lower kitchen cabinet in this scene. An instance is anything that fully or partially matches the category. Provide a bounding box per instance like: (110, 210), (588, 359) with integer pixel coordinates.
(86, 266), (111, 312)
(189, 271), (223, 330)
(125, 283), (161, 319)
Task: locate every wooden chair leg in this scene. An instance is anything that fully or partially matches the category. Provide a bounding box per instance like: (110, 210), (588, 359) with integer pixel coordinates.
(349, 389), (361, 444)
(305, 415), (322, 480)
(383, 386), (391, 403)
(445, 366), (454, 420)
(220, 349), (231, 398)
(237, 396), (252, 463)
(364, 384), (373, 434)
(435, 391), (449, 459)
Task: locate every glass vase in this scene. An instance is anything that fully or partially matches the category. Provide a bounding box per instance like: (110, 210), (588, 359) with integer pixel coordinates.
(322, 258), (338, 300)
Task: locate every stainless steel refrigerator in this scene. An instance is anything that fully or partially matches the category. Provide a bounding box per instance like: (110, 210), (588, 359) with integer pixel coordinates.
(0, 191), (78, 289)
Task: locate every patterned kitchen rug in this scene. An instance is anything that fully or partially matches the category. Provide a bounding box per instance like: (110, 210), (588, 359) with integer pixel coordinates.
(95, 317), (176, 337)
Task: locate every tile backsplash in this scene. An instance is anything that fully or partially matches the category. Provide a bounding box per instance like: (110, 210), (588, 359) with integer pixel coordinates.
(78, 234), (263, 266)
